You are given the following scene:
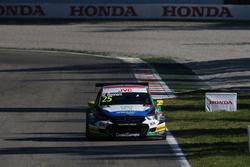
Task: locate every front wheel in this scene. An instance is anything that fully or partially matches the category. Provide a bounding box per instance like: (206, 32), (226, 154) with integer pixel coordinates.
(85, 112), (93, 140)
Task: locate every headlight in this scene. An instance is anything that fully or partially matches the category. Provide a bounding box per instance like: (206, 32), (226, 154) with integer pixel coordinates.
(146, 115), (156, 120)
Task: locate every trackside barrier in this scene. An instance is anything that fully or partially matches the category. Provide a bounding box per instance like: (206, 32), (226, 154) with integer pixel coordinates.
(205, 93), (237, 112)
(0, 0), (224, 4)
(0, 4), (250, 20)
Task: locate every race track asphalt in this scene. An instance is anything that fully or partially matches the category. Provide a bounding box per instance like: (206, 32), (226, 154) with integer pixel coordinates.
(0, 50), (182, 167)
(1, 21), (249, 91)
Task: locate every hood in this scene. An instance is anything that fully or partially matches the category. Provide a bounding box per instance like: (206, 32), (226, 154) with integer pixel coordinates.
(101, 104), (153, 117)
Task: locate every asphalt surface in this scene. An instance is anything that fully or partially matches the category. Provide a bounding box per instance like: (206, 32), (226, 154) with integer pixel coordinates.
(1, 21), (249, 91)
(0, 21), (249, 62)
(0, 50), (181, 167)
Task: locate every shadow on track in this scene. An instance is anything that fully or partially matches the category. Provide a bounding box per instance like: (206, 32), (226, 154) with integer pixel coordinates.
(1, 19), (250, 31)
(0, 143), (183, 161)
(186, 58), (250, 92)
(0, 107), (88, 113)
(5, 132), (86, 142)
(148, 57), (250, 93)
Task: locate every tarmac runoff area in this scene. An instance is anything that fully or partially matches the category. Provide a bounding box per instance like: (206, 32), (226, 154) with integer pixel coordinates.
(0, 50), (185, 167)
(0, 21), (249, 92)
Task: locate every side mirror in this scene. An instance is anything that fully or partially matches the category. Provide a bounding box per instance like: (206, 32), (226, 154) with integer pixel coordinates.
(156, 99), (164, 106)
(88, 101), (95, 108)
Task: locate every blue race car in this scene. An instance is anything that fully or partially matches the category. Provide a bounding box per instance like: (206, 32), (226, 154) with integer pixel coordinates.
(86, 83), (166, 139)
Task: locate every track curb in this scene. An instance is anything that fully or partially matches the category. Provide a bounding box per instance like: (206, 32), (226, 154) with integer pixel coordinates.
(117, 56), (191, 167)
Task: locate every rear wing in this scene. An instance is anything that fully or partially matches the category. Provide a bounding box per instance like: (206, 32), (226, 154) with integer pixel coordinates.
(95, 82), (149, 87)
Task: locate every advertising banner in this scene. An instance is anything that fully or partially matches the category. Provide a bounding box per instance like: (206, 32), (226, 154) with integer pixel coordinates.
(205, 93), (237, 112)
(0, 4), (250, 20)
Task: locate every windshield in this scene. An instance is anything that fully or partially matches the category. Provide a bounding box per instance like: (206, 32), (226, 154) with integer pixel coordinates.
(100, 93), (152, 105)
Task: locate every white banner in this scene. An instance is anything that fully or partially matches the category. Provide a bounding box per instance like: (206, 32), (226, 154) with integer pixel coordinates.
(205, 93), (237, 112)
(0, 4), (250, 20)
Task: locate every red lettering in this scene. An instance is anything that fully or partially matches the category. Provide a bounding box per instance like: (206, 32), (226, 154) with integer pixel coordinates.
(70, 6), (84, 16)
(178, 6), (191, 17)
(0, 5), (45, 16)
(70, 5), (137, 17)
(124, 6), (138, 16)
(85, 6), (97, 16)
(6, 5), (18, 16)
(162, 5), (233, 18)
(20, 5), (32, 16)
(162, 6), (177, 16)
(112, 6), (124, 16)
(210, 100), (233, 104)
(120, 88), (132, 92)
(0, 6), (4, 15)
(207, 7), (219, 17)
(192, 6), (204, 17)
(98, 6), (110, 16)
(219, 7), (233, 17)
(33, 6), (45, 16)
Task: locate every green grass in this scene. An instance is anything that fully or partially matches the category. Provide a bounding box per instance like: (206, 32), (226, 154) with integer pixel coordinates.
(163, 93), (250, 167)
(145, 58), (250, 167)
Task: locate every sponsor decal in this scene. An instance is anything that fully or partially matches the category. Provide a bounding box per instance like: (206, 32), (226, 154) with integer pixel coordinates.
(0, 5), (46, 16)
(209, 100), (233, 104)
(120, 88), (132, 93)
(70, 5), (138, 17)
(150, 121), (156, 126)
(120, 105), (134, 111)
(101, 96), (113, 103)
(162, 6), (233, 18)
(155, 123), (166, 132)
(118, 123), (137, 126)
(106, 92), (122, 96)
(102, 88), (147, 94)
(205, 93), (237, 112)
(115, 132), (140, 137)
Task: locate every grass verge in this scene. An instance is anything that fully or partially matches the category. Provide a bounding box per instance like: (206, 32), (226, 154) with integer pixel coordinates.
(163, 93), (250, 167)
(146, 58), (250, 167)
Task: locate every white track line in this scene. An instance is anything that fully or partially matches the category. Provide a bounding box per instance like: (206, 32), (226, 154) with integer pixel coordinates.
(166, 129), (192, 167)
(118, 56), (191, 167)
(117, 57), (176, 99)
(7, 49), (191, 167)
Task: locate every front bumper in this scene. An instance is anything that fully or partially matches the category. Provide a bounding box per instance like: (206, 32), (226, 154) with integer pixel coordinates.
(87, 118), (166, 138)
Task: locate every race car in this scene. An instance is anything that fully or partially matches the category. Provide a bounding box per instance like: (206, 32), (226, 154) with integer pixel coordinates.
(86, 82), (166, 139)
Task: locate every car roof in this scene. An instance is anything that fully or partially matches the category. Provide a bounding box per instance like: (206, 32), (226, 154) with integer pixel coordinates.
(102, 85), (148, 94)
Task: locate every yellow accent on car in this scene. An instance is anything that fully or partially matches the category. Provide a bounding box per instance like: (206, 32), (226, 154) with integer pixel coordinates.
(155, 123), (166, 132)
(156, 99), (164, 106)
